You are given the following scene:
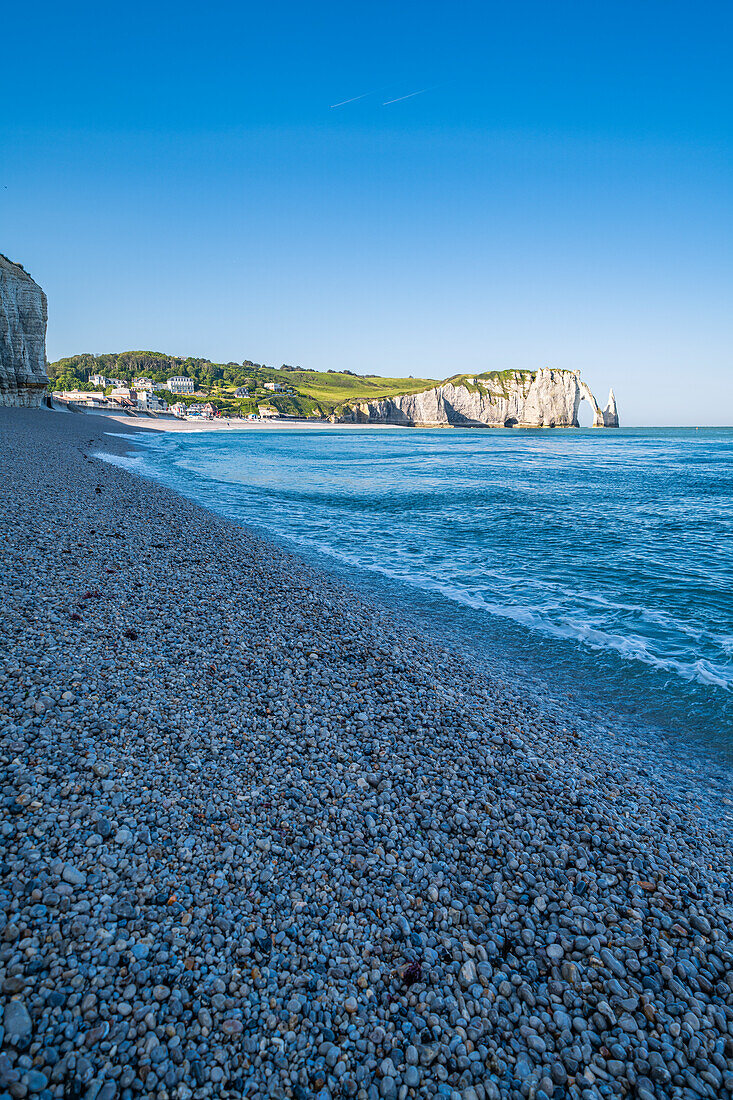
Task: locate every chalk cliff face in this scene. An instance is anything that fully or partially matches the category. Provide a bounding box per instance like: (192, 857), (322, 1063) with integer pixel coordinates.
(337, 369), (619, 428)
(0, 255), (49, 407)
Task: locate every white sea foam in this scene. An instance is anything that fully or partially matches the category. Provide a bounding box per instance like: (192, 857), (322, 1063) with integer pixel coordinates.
(115, 426), (733, 726)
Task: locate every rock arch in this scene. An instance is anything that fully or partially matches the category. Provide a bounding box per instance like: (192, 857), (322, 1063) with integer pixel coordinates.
(573, 379), (619, 428)
(574, 380), (605, 427)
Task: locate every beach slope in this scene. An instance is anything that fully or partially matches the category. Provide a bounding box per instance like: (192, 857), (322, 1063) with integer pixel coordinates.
(1, 407), (731, 1100)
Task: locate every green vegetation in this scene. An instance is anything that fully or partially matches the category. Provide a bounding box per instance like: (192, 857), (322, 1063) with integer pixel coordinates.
(279, 369), (439, 411)
(445, 369), (536, 400)
(48, 351), (246, 395)
(48, 351), (439, 418)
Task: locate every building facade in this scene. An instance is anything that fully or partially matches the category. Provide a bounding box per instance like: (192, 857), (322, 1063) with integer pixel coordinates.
(166, 376), (195, 394)
(136, 390), (168, 412)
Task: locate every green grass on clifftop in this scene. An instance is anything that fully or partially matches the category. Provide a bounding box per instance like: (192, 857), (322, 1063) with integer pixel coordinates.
(284, 370), (439, 409)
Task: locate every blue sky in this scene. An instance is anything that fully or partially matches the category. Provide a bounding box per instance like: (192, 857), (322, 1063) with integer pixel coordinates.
(2, 1), (731, 424)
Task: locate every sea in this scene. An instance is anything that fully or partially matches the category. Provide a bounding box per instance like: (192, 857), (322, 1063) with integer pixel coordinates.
(105, 425), (733, 816)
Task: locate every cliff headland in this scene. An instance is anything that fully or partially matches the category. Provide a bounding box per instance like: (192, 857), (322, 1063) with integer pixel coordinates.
(50, 352), (618, 427)
(336, 370), (619, 428)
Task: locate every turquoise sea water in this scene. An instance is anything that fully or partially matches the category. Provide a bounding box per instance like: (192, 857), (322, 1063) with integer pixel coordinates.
(111, 426), (733, 769)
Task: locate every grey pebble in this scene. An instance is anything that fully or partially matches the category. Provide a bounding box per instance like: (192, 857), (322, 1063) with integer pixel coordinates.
(0, 408), (732, 1100)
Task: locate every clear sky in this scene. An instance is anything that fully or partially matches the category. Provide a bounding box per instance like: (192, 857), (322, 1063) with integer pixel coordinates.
(2, 1), (731, 424)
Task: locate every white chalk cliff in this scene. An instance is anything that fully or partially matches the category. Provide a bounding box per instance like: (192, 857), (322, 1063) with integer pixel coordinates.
(0, 255), (49, 407)
(337, 369), (619, 428)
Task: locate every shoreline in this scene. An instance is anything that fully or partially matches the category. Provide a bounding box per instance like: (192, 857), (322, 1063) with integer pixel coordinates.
(100, 415), (733, 834)
(55, 408), (435, 433)
(53, 407), (639, 433)
(2, 405), (732, 1100)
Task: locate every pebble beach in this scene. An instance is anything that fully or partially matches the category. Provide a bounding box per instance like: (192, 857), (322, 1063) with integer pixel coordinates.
(1, 407), (732, 1100)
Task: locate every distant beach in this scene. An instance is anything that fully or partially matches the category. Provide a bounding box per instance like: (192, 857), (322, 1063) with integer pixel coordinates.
(69, 407), (423, 432)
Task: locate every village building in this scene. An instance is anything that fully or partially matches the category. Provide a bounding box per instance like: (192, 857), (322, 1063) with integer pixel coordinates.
(166, 376), (195, 394)
(55, 390), (109, 407)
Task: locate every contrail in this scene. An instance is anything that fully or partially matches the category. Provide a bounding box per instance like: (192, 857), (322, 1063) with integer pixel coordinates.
(382, 89), (427, 105)
(330, 92), (371, 108)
